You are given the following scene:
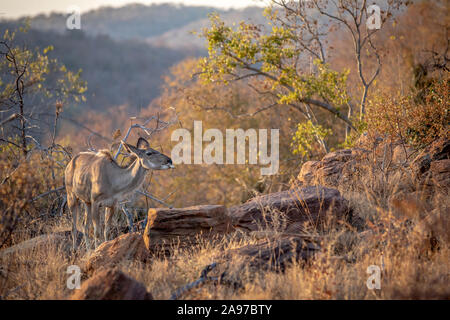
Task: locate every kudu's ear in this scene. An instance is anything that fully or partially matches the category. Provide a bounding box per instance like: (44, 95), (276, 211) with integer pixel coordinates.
(136, 137), (150, 150)
(122, 141), (140, 155)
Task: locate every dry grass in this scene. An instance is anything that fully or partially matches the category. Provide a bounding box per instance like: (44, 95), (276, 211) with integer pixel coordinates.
(1, 129), (449, 300)
(1, 180), (448, 300)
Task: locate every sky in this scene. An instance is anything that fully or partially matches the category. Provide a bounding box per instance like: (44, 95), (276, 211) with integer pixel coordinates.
(0, 0), (266, 19)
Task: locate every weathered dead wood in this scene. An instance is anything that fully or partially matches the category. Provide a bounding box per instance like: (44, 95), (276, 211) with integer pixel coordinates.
(143, 205), (234, 253)
(228, 186), (350, 232)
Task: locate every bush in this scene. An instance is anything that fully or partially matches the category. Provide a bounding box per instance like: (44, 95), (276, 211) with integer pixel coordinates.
(366, 73), (449, 148)
(0, 147), (66, 248)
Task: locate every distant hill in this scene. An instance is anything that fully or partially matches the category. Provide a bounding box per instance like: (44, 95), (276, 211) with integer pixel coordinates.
(144, 6), (267, 49)
(0, 3), (264, 111)
(10, 3), (264, 48)
(0, 24), (194, 112)
(18, 4), (223, 40)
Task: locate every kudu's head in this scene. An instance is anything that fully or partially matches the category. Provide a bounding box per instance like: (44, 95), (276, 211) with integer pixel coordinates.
(122, 137), (174, 170)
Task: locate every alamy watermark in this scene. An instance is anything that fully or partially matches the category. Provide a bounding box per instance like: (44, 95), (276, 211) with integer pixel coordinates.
(171, 121), (279, 175)
(66, 5), (81, 30)
(66, 265), (81, 290)
(366, 265), (381, 290)
(366, 254), (385, 290)
(366, 5), (381, 30)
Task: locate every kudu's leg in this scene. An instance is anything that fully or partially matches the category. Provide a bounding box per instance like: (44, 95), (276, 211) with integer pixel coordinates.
(104, 206), (114, 242)
(84, 202), (92, 250)
(67, 195), (78, 251)
(92, 202), (102, 249)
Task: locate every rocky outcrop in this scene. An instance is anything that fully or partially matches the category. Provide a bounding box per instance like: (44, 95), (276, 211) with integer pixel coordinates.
(298, 136), (450, 192)
(392, 144), (415, 164)
(297, 160), (321, 186)
(228, 186), (350, 232)
(410, 137), (450, 190)
(85, 232), (149, 275)
(143, 205), (234, 252)
(410, 137), (450, 174)
(297, 149), (355, 188)
(70, 268), (153, 300)
(429, 160), (450, 189)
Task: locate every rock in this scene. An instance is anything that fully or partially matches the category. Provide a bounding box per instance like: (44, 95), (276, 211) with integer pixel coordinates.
(297, 149), (356, 188)
(228, 186), (350, 232)
(297, 137), (450, 192)
(85, 232), (149, 275)
(392, 144), (415, 164)
(0, 230), (83, 260)
(70, 268), (153, 300)
(430, 159), (450, 189)
(225, 236), (320, 271)
(409, 137), (450, 191)
(354, 132), (383, 149)
(143, 205), (234, 252)
(284, 221), (308, 234)
(410, 137), (450, 179)
(297, 160), (320, 186)
(317, 149), (354, 186)
(297, 142), (412, 190)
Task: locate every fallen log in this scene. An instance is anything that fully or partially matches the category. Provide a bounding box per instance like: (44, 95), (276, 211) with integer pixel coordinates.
(228, 186), (350, 232)
(143, 205), (234, 253)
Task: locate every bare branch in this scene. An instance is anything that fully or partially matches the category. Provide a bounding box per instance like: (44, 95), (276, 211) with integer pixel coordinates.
(114, 114), (178, 160)
(136, 189), (173, 208)
(0, 113), (20, 127)
(30, 186), (65, 202)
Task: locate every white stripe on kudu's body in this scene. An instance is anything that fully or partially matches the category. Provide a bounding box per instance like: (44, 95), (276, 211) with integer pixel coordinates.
(64, 138), (174, 250)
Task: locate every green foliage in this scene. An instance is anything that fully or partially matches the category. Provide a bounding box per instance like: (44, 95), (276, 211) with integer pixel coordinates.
(199, 13), (350, 111)
(339, 117), (368, 149)
(0, 25), (88, 157)
(0, 27), (87, 108)
(291, 120), (332, 158)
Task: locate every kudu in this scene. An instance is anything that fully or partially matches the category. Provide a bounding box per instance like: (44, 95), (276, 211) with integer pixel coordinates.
(65, 137), (174, 250)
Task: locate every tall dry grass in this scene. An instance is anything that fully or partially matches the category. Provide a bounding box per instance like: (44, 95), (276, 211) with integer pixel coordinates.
(1, 173), (448, 299)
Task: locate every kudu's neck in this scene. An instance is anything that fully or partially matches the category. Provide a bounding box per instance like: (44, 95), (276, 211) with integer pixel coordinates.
(114, 157), (147, 193)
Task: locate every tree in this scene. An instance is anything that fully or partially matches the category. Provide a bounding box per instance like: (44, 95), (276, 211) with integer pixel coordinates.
(144, 58), (302, 206)
(0, 25), (87, 158)
(0, 25), (87, 250)
(199, 0), (408, 148)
